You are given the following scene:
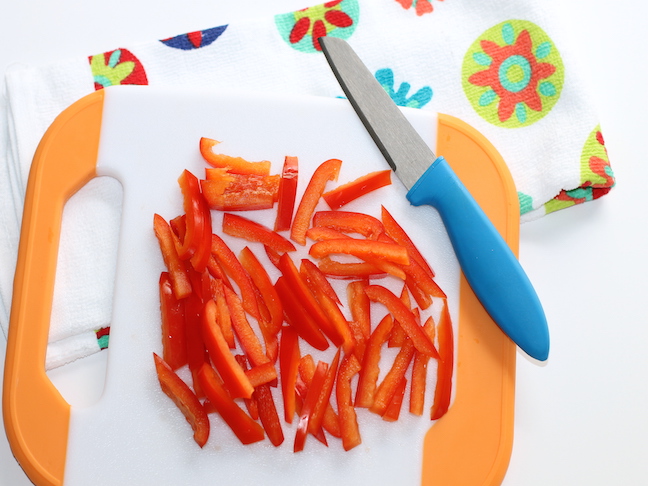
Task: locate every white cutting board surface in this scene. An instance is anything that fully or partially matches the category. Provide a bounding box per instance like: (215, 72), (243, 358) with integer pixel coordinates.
(63, 86), (459, 485)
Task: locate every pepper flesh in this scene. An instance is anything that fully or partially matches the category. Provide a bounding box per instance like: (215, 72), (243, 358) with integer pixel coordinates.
(275, 155), (299, 231)
(322, 169), (392, 210)
(291, 158), (342, 245)
(336, 354), (362, 451)
(431, 300), (454, 420)
(200, 137), (271, 175)
(153, 353), (210, 447)
(158, 272), (187, 370)
(223, 213), (296, 253)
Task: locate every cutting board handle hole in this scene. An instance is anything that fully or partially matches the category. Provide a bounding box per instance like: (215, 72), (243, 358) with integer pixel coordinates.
(46, 175), (123, 406)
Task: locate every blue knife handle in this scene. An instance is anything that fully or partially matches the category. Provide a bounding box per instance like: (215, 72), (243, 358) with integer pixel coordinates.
(406, 156), (549, 361)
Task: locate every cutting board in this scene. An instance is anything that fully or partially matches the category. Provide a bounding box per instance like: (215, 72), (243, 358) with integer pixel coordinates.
(3, 86), (517, 485)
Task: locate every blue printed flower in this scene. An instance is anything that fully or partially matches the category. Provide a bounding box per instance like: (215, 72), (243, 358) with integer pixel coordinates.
(375, 68), (432, 108)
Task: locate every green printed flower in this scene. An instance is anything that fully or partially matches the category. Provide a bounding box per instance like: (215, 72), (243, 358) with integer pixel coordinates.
(89, 48), (148, 90)
(462, 21), (564, 128)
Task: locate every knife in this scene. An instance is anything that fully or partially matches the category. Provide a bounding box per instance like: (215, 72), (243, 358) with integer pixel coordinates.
(319, 36), (549, 361)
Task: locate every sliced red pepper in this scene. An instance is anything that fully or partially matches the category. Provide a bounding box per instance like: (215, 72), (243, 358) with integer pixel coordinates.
(277, 253), (337, 348)
(312, 210), (385, 240)
(381, 206), (435, 278)
(381, 376), (407, 422)
(189, 187), (212, 273)
(254, 384), (285, 446)
(274, 155), (299, 231)
(234, 355), (260, 420)
(370, 339), (416, 416)
(309, 239), (409, 266)
(153, 353), (209, 447)
(201, 173), (280, 211)
(223, 285), (270, 367)
(158, 272), (187, 370)
(309, 349), (340, 437)
(244, 361), (278, 388)
(305, 226), (349, 242)
(274, 276), (330, 351)
(300, 260), (354, 355)
(279, 326), (300, 423)
(291, 158), (342, 246)
(364, 285), (439, 358)
(211, 233), (260, 319)
(153, 214), (192, 299)
(201, 299), (254, 399)
(322, 169), (392, 210)
(200, 137), (271, 175)
(293, 375), (329, 446)
(209, 278), (235, 349)
(176, 169), (206, 260)
(410, 315), (436, 416)
(355, 314), (394, 408)
(294, 360), (328, 452)
(223, 213), (296, 253)
(183, 291), (209, 398)
(388, 286), (412, 348)
(347, 280), (371, 358)
(197, 362), (265, 444)
(336, 353), (362, 451)
(297, 355), (341, 440)
(317, 257), (387, 279)
(299, 258), (341, 305)
(431, 300), (454, 420)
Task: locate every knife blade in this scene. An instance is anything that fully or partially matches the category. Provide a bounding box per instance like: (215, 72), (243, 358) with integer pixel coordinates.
(319, 36), (549, 361)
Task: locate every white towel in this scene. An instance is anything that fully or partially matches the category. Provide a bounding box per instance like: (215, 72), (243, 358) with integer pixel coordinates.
(0, 0), (614, 369)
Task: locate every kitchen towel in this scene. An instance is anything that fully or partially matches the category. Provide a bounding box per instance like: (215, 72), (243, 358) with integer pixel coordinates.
(0, 0), (615, 369)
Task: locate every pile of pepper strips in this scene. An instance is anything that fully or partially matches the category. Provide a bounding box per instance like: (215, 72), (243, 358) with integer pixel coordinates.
(152, 138), (454, 452)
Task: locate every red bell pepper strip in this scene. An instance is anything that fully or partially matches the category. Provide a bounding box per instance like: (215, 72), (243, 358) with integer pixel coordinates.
(381, 206), (435, 278)
(410, 315), (437, 416)
(322, 169), (392, 210)
(223, 285), (270, 367)
(254, 384), (285, 446)
(277, 253), (337, 348)
(336, 353), (362, 451)
(244, 361), (278, 388)
(211, 233), (260, 319)
(279, 326), (301, 423)
(200, 137), (271, 175)
(305, 226), (349, 242)
(234, 355), (260, 420)
(370, 339), (416, 416)
(158, 272), (187, 370)
(347, 279), (371, 349)
(300, 261), (354, 354)
(355, 314), (394, 408)
(299, 258), (341, 305)
(388, 286), (411, 348)
(197, 362), (265, 444)
(296, 355), (341, 440)
(309, 349), (341, 437)
(317, 257), (387, 279)
(293, 375), (329, 446)
(294, 360), (328, 452)
(223, 213), (296, 253)
(153, 214), (192, 300)
(209, 278), (235, 349)
(274, 155), (299, 231)
(312, 210), (385, 240)
(188, 184), (212, 273)
(153, 353), (210, 448)
(291, 158), (342, 246)
(201, 173), (280, 211)
(309, 239), (410, 266)
(183, 291), (209, 398)
(176, 169), (206, 260)
(202, 299), (254, 399)
(381, 377), (407, 422)
(431, 300), (454, 420)
(364, 285), (439, 358)
(274, 276), (330, 351)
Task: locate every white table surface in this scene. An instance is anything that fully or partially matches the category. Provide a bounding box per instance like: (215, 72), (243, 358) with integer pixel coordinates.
(1, 1), (646, 484)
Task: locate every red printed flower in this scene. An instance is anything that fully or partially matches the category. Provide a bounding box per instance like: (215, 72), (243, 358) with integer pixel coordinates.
(468, 30), (556, 123)
(288, 1), (355, 51)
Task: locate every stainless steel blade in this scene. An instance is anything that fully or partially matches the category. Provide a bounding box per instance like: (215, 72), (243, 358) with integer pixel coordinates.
(319, 36), (435, 191)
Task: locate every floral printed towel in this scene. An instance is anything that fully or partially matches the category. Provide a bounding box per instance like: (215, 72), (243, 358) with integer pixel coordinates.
(0, 0), (614, 369)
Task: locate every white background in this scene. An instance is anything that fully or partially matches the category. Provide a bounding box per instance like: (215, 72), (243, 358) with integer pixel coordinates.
(1, 0), (646, 484)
